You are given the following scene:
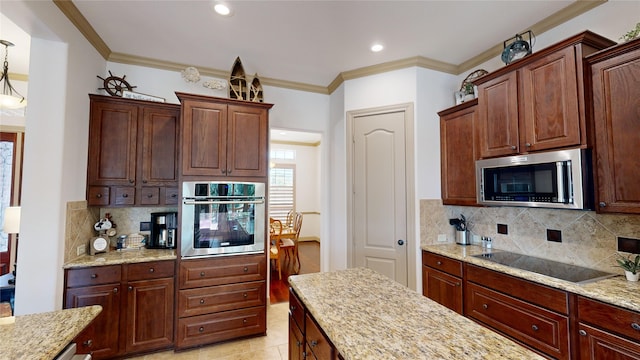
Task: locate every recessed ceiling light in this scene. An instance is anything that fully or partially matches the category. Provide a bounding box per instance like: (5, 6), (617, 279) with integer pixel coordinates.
(213, 2), (233, 16)
(371, 44), (384, 52)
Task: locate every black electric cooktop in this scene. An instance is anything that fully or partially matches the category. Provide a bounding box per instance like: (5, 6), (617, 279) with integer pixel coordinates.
(472, 251), (616, 284)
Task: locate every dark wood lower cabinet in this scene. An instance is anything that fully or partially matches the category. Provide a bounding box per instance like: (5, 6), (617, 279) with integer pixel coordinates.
(422, 251), (463, 314)
(289, 287), (339, 360)
(578, 323), (640, 359)
(125, 277), (174, 353)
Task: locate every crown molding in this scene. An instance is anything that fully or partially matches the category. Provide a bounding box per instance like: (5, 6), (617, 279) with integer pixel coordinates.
(271, 139), (321, 147)
(57, 0), (607, 95)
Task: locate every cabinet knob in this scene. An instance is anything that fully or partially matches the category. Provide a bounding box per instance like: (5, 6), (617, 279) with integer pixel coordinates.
(147, 193), (153, 198)
(149, 267), (155, 272)
(90, 274), (98, 279)
(579, 329), (587, 336)
(310, 340), (318, 347)
(296, 340), (302, 347)
(200, 299), (205, 304)
(113, 287), (118, 293)
(129, 179), (134, 184)
(83, 339), (93, 347)
(221, 169), (227, 174)
(482, 304), (488, 310)
(199, 327), (205, 333)
(128, 286), (133, 291)
(243, 292), (248, 298)
(290, 305), (296, 311)
(511, 145), (516, 150)
(436, 261), (442, 265)
(631, 323), (640, 331)
(96, 194), (102, 198)
(171, 193), (177, 198)
(200, 271), (206, 277)
(531, 324), (539, 331)
(142, 180), (148, 184)
(599, 202), (607, 207)
(227, 168), (232, 174)
(122, 193), (128, 198)
(243, 267), (249, 272)
(525, 143), (531, 147)
(243, 318), (247, 324)
(455, 282), (461, 286)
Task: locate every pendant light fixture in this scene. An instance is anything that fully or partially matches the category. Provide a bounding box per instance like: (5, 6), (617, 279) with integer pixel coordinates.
(0, 40), (27, 109)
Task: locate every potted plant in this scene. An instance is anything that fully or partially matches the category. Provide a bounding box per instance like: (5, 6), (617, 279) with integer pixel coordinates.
(620, 22), (640, 43)
(615, 253), (640, 281)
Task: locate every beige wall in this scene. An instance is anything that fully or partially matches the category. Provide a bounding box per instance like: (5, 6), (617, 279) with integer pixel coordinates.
(420, 199), (640, 274)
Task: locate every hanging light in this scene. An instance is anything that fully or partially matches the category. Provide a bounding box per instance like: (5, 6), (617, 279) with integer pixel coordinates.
(0, 40), (27, 109)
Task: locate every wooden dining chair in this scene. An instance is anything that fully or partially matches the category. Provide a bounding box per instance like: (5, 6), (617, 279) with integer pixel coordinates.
(281, 212), (303, 272)
(269, 218), (284, 280)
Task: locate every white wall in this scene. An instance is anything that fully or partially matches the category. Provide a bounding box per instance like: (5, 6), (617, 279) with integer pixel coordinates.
(3, 0), (106, 315)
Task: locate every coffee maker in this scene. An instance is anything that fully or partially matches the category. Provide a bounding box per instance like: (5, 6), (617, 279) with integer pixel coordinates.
(149, 212), (177, 249)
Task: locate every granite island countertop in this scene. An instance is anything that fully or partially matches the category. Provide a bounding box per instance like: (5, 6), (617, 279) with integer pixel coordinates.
(0, 305), (101, 360)
(63, 248), (176, 269)
(422, 244), (640, 313)
(289, 267), (545, 360)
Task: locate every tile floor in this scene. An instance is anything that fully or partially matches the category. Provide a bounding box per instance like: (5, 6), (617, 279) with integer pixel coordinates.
(128, 302), (289, 360)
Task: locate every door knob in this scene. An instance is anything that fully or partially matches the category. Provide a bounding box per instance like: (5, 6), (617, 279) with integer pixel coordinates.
(397, 239), (404, 246)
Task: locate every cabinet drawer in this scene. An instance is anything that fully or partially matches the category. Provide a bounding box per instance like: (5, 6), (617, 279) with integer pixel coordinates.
(176, 306), (266, 349)
(423, 251), (463, 277)
(179, 254), (266, 289)
(466, 282), (569, 359)
(140, 187), (160, 205)
(114, 187), (135, 205)
(66, 265), (122, 287)
(578, 322), (640, 358)
(178, 281), (266, 317)
(164, 187), (179, 205)
(306, 312), (334, 360)
(87, 186), (110, 206)
(578, 296), (640, 341)
(126, 260), (175, 281)
(289, 287), (305, 332)
(466, 264), (568, 314)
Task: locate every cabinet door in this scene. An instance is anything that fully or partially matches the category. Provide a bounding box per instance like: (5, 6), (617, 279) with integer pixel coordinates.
(477, 71), (519, 158)
(439, 103), (478, 205)
(590, 44), (640, 214)
(520, 46), (581, 152)
(289, 315), (305, 360)
(422, 266), (463, 314)
(140, 106), (179, 186)
(65, 284), (121, 359)
(578, 323), (640, 360)
(181, 100), (227, 176)
(87, 100), (138, 186)
(227, 105), (268, 177)
(125, 277), (174, 353)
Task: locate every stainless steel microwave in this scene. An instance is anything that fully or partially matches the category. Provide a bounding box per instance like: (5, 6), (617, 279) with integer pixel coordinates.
(476, 148), (593, 210)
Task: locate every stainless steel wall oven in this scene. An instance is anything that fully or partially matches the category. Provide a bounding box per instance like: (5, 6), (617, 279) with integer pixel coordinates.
(181, 181), (265, 258)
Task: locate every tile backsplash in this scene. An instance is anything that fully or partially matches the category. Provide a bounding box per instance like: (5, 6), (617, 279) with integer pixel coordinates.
(420, 199), (640, 273)
(64, 201), (177, 262)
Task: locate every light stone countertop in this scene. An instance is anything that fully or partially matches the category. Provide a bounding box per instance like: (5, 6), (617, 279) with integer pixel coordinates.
(0, 305), (102, 360)
(289, 267), (545, 360)
(422, 244), (640, 313)
(63, 248), (176, 269)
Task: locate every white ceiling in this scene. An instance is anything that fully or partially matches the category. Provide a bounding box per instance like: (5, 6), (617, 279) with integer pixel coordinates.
(2, 0), (586, 89)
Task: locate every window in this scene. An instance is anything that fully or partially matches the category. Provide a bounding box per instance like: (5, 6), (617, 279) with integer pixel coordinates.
(269, 164), (295, 222)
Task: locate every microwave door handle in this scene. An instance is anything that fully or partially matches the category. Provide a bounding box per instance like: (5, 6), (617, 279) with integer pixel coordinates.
(556, 161), (565, 203)
(183, 199), (265, 205)
(566, 160), (573, 204)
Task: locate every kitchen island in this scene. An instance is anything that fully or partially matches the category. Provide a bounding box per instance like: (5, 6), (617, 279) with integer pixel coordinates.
(0, 305), (101, 359)
(288, 267), (545, 359)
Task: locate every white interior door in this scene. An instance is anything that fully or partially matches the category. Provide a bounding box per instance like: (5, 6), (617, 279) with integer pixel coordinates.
(352, 110), (407, 286)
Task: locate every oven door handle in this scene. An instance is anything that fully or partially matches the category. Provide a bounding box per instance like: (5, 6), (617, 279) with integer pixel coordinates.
(183, 199), (265, 205)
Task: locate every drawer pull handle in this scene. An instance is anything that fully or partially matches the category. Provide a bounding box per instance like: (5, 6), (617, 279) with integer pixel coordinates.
(90, 274), (98, 279)
(510, 145), (516, 150)
(83, 339), (93, 347)
(243, 267), (249, 272)
(243, 292), (248, 298)
(96, 194), (102, 198)
(482, 304), (488, 310)
(199, 327), (204, 332)
(149, 268), (155, 272)
(243, 318), (247, 324)
(296, 340), (302, 347)
(455, 282), (461, 287)
(122, 193), (129, 198)
(310, 340), (318, 347)
(128, 286), (133, 291)
(200, 271), (206, 277)
(129, 179), (134, 184)
(632, 323), (640, 331)
(436, 261), (442, 265)
(147, 193), (153, 198)
(531, 325), (539, 331)
(579, 329), (587, 336)
(113, 287), (118, 293)
(200, 299), (205, 304)
(171, 193), (177, 198)
(291, 305), (296, 311)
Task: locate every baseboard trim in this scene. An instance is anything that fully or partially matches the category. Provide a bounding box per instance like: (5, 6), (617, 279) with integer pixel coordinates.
(298, 236), (320, 243)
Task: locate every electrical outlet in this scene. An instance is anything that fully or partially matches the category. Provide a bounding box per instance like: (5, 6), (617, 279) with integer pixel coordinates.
(76, 244), (86, 256)
(437, 234), (447, 242)
(547, 229), (562, 243)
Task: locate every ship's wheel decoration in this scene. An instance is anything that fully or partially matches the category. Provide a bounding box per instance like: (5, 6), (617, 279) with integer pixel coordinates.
(97, 70), (136, 97)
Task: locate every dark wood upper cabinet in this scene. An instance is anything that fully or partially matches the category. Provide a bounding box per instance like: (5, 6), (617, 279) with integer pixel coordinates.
(86, 94), (180, 206)
(177, 93), (272, 179)
(587, 37), (640, 214)
(438, 99), (478, 206)
(475, 31), (615, 159)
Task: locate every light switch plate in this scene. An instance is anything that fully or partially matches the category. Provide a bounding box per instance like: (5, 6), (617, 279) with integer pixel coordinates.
(76, 244), (86, 256)
(437, 234), (447, 242)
